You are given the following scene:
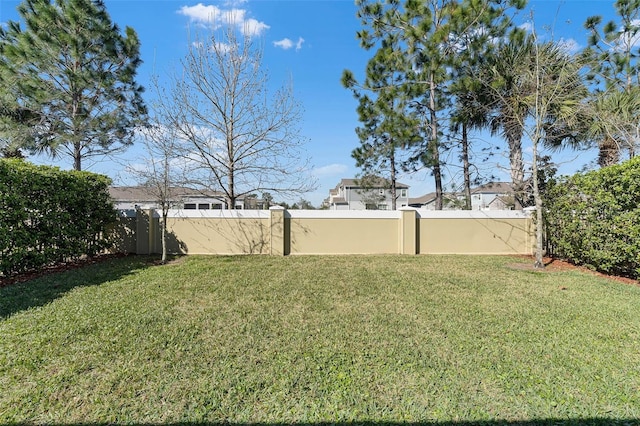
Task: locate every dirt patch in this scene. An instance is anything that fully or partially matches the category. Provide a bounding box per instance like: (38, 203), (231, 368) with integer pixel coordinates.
(508, 256), (639, 287)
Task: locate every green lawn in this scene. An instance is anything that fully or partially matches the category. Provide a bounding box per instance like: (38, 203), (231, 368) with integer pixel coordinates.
(1, 255), (639, 425)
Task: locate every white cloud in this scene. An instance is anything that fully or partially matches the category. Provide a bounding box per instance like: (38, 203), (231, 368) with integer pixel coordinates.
(178, 3), (269, 36)
(273, 36), (305, 51)
(242, 18), (270, 37)
(274, 38), (294, 50)
(312, 163), (348, 177)
(179, 3), (222, 24)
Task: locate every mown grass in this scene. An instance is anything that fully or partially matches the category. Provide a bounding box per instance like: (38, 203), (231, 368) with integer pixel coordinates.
(0, 255), (639, 425)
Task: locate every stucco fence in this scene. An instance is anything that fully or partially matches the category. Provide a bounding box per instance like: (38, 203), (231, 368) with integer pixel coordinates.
(110, 207), (535, 256)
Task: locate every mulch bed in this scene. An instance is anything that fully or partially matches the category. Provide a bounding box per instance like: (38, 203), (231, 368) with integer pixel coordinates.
(0, 253), (129, 288)
(508, 256), (639, 287)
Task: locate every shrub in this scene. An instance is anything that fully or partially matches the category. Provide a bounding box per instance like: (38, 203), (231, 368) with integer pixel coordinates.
(0, 159), (116, 276)
(544, 157), (640, 278)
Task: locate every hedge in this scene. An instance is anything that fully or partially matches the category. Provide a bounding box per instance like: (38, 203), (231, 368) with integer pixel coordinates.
(0, 159), (116, 276)
(544, 157), (640, 279)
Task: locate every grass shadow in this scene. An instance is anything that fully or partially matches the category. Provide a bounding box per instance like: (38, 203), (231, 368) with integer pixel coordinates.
(0, 254), (156, 319)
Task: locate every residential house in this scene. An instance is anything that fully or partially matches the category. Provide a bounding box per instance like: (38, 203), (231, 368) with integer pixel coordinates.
(327, 178), (410, 210)
(409, 182), (520, 210)
(471, 182), (521, 210)
(109, 186), (245, 210)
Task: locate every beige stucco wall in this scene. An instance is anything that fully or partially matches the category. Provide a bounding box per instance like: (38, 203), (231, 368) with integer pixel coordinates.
(417, 211), (533, 255)
(287, 217), (399, 254)
(113, 209), (534, 256)
(162, 216), (271, 255)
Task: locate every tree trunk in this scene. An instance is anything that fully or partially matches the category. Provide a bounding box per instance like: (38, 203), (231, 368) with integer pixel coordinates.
(462, 122), (472, 210)
(161, 210), (168, 264)
(598, 137), (620, 167)
(390, 144), (397, 211)
(507, 130), (524, 210)
(74, 141), (82, 171)
(429, 73), (443, 210)
(532, 137), (544, 269)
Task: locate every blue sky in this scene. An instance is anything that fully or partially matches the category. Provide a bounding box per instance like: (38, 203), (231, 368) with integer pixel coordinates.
(0, 0), (624, 205)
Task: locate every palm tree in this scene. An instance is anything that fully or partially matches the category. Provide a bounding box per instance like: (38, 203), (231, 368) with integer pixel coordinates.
(583, 88), (640, 167)
(482, 34), (587, 267)
(481, 34), (535, 207)
(481, 34), (588, 207)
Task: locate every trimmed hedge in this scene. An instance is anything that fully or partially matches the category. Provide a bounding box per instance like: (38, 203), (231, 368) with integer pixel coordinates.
(0, 159), (116, 276)
(544, 157), (640, 279)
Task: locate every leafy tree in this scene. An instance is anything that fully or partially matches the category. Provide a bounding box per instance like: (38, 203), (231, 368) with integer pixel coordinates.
(447, 1), (525, 209)
(352, 0), (524, 210)
(153, 27), (315, 209)
(583, 0), (640, 166)
(0, 0), (146, 171)
(291, 198), (315, 210)
(342, 31), (420, 211)
(262, 192), (274, 209)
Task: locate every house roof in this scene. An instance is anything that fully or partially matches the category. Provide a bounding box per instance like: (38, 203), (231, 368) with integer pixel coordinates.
(408, 192), (462, 206)
(337, 177), (410, 189)
(109, 186), (230, 202)
(408, 192), (436, 205)
(330, 197), (348, 205)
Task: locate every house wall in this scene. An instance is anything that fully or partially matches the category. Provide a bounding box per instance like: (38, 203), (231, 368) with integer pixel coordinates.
(113, 208), (534, 256)
(338, 187), (409, 210)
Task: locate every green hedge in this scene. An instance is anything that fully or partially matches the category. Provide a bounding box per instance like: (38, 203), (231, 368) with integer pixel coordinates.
(544, 157), (640, 279)
(0, 159), (116, 276)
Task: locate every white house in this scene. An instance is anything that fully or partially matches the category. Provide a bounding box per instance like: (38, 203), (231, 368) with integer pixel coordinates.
(409, 182), (520, 210)
(327, 178), (410, 210)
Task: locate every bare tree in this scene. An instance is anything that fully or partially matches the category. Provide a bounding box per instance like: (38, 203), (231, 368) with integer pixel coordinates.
(153, 27), (315, 209)
(127, 79), (184, 264)
(126, 122), (182, 264)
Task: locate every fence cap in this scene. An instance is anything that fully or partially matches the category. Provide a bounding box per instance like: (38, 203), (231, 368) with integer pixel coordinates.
(269, 205), (285, 210)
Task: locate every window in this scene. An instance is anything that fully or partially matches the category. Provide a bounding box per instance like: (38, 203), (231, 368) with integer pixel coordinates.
(198, 203), (210, 210)
(212, 204), (222, 209)
(379, 188), (385, 195)
(377, 204), (388, 210)
(365, 203), (377, 210)
(184, 203), (196, 210)
(400, 189), (407, 198)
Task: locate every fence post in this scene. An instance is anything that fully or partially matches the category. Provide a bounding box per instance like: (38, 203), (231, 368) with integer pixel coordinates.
(399, 208), (417, 255)
(269, 206), (286, 256)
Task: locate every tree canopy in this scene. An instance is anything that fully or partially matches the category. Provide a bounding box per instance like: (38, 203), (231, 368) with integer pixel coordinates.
(0, 0), (146, 170)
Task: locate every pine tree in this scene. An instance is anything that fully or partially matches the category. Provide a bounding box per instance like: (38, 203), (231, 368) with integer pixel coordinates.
(352, 0), (524, 210)
(0, 0), (146, 170)
(342, 32), (420, 210)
